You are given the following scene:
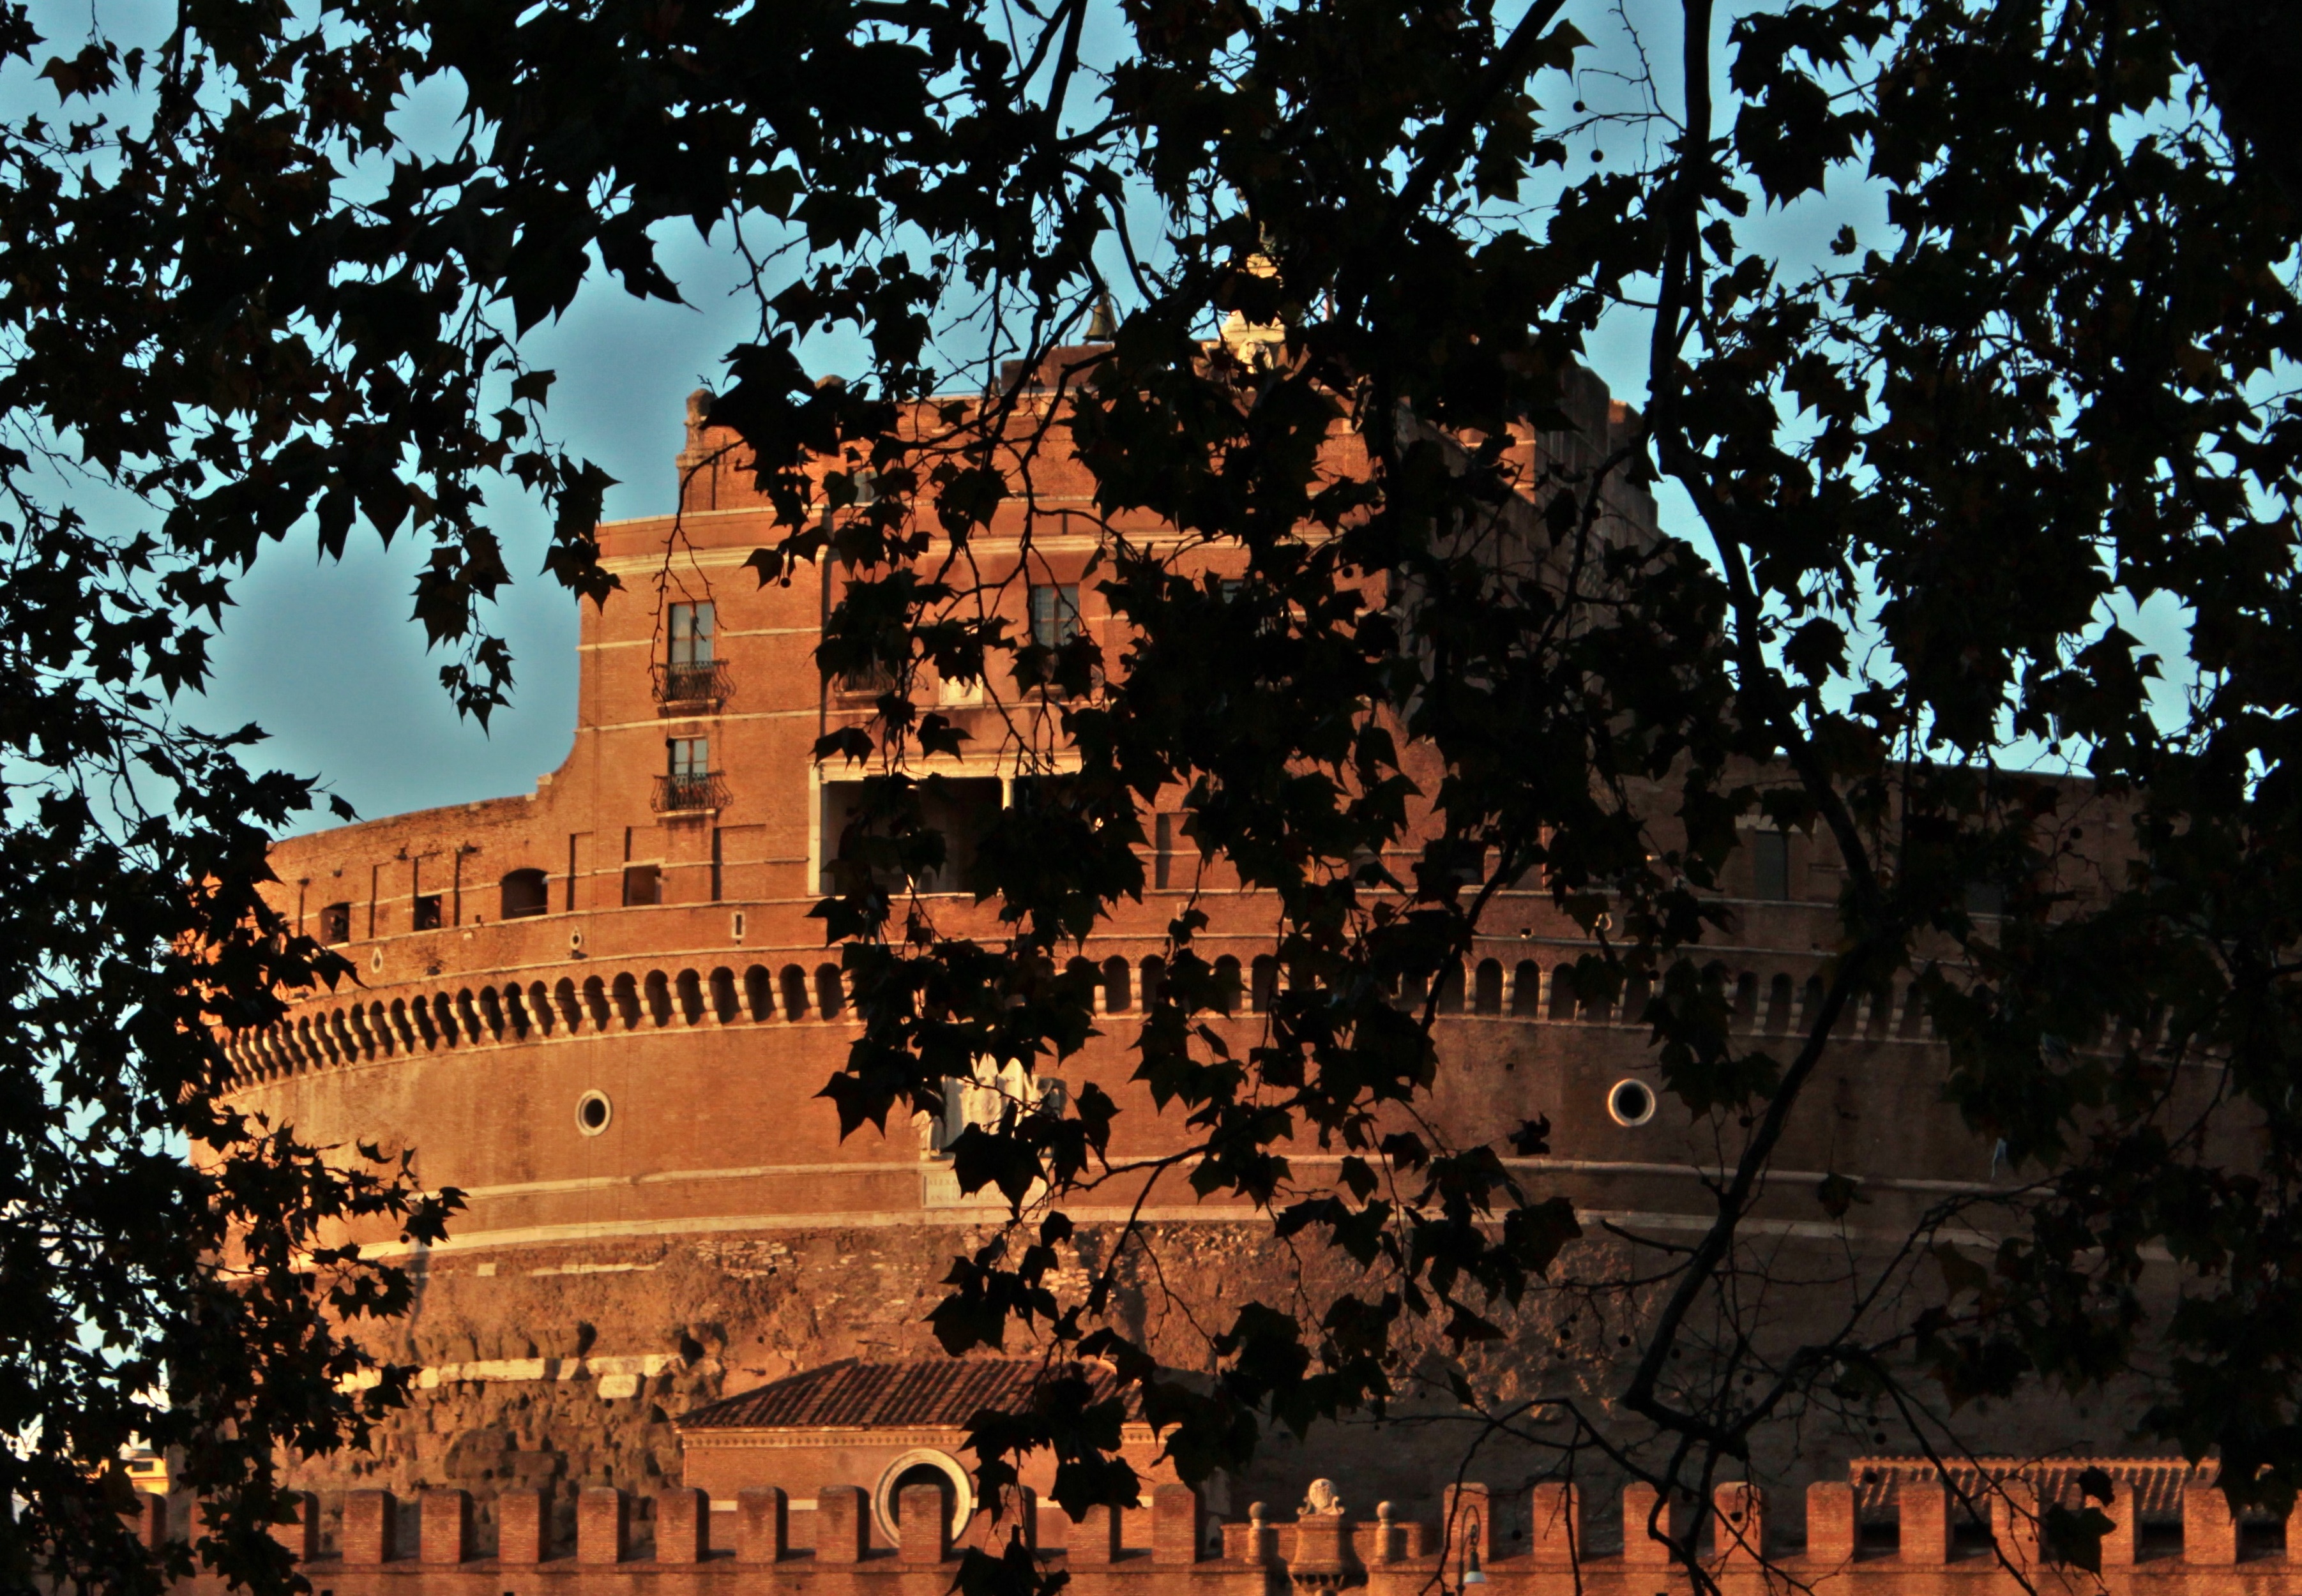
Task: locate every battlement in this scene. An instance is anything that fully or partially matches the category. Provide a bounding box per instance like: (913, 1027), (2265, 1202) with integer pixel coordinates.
(138, 1466), (2302, 1595)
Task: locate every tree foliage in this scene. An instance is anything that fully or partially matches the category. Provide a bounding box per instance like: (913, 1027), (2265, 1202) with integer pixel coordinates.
(4, 0), (2302, 1588)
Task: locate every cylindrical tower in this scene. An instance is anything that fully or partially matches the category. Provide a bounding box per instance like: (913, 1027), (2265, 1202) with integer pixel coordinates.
(227, 365), (2073, 1554)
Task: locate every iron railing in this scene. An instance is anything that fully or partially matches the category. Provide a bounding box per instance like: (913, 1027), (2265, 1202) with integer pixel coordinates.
(652, 660), (732, 708)
(652, 771), (730, 813)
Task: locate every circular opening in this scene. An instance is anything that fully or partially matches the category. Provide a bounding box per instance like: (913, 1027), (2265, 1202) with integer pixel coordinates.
(872, 1449), (973, 1546)
(1607, 1078), (1656, 1127)
(575, 1089), (613, 1136)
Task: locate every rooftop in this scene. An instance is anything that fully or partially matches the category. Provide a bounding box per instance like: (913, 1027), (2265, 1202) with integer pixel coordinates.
(678, 1357), (1126, 1432)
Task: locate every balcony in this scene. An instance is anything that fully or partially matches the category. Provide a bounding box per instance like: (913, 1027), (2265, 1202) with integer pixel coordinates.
(652, 771), (729, 815)
(652, 660), (731, 712)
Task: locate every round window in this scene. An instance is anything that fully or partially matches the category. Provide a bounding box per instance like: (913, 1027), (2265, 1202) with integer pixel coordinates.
(1607, 1078), (1656, 1127)
(872, 1448), (973, 1545)
(575, 1089), (613, 1136)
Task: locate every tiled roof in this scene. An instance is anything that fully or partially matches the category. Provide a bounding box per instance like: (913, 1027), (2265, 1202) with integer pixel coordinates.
(678, 1358), (1126, 1432)
(1849, 1457), (2234, 1523)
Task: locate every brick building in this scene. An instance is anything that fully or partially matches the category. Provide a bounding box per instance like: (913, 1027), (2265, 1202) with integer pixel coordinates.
(215, 358), (2151, 1569)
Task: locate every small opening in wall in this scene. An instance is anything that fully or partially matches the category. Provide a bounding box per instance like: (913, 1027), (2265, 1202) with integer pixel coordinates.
(1607, 1079), (1656, 1127)
(576, 1090), (613, 1136)
(318, 902), (352, 945)
(413, 894), (443, 931)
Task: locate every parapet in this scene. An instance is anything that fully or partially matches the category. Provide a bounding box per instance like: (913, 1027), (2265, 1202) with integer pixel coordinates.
(142, 1461), (2302, 1593)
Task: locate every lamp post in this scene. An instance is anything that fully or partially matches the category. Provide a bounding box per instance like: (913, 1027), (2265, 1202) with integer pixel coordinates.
(1459, 1508), (1487, 1590)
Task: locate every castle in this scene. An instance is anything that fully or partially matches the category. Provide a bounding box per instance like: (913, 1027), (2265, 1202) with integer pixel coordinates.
(211, 358), (2172, 1578)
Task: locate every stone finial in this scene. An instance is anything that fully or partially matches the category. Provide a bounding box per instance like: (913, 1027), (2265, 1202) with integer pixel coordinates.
(1374, 1502), (1398, 1566)
(420, 1489), (471, 1565)
(736, 1487), (787, 1563)
(497, 1487), (547, 1565)
(1300, 1479), (1346, 1517)
(577, 1486), (628, 1566)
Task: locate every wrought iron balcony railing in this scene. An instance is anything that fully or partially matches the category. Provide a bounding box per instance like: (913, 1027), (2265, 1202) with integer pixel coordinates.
(652, 771), (730, 814)
(653, 660), (732, 709)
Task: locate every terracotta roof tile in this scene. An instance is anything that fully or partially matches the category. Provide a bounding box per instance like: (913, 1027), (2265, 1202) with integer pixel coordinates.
(678, 1358), (1126, 1432)
(1849, 1457), (2236, 1523)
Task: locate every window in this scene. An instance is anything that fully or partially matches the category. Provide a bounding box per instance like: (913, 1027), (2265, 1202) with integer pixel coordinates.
(660, 601), (718, 702)
(317, 902), (352, 945)
(499, 869), (549, 920)
(1029, 583), (1080, 649)
(669, 602), (714, 666)
(622, 863), (662, 907)
(1752, 830), (1791, 901)
(655, 738), (722, 812)
(1964, 879), (2007, 917)
(413, 893), (443, 931)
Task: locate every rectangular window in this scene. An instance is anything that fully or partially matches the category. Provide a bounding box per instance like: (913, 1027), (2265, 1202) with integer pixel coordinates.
(669, 736), (709, 779)
(1029, 583), (1080, 649)
(1154, 813), (1175, 891)
(1964, 879), (2006, 917)
(318, 902), (352, 945)
(668, 601), (715, 666)
(623, 863), (662, 907)
(1752, 831), (1791, 901)
(413, 893), (442, 930)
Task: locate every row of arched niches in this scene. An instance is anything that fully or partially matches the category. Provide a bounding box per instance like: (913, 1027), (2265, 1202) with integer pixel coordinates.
(220, 949), (1948, 1083)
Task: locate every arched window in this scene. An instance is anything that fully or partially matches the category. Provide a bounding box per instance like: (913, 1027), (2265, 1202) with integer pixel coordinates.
(527, 981), (554, 1036)
(1212, 955), (1241, 1014)
(500, 984), (528, 1039)
(471, 988), (499, 1039)
(1511, 961), (1543, 1016)
(1764, 974), (1794, 1033)
(1898, 984), (1927, 1039)
(644, 970), (674, 1026)
(815, 963), (846, 1019)
(582, 975), (610, 1030)
(743, 965), (774, 1022)
(612, 972), (642, 1030)
(676, 968), (706, 1025)
(1250, 955), (1279, 1014)
(1548, 964), (1578, 1021)
(1401, 970), (1430, 1011)
(1734, 972), (1760, 1028)
(709, 967), (739, 1024)
(1102, 957), (1132, 1014)
(555, 977), (582, 1032)
(1435, 961), (1466, 1015)
(1801, 975), (1827, 1032)
(499, 868), (549, 920)
(1620, 973), (1650, 1027)
(779, 965), (811, 1020)
(1139, 956), (1166, 1006)
(1473, 960), (1504, 1015)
